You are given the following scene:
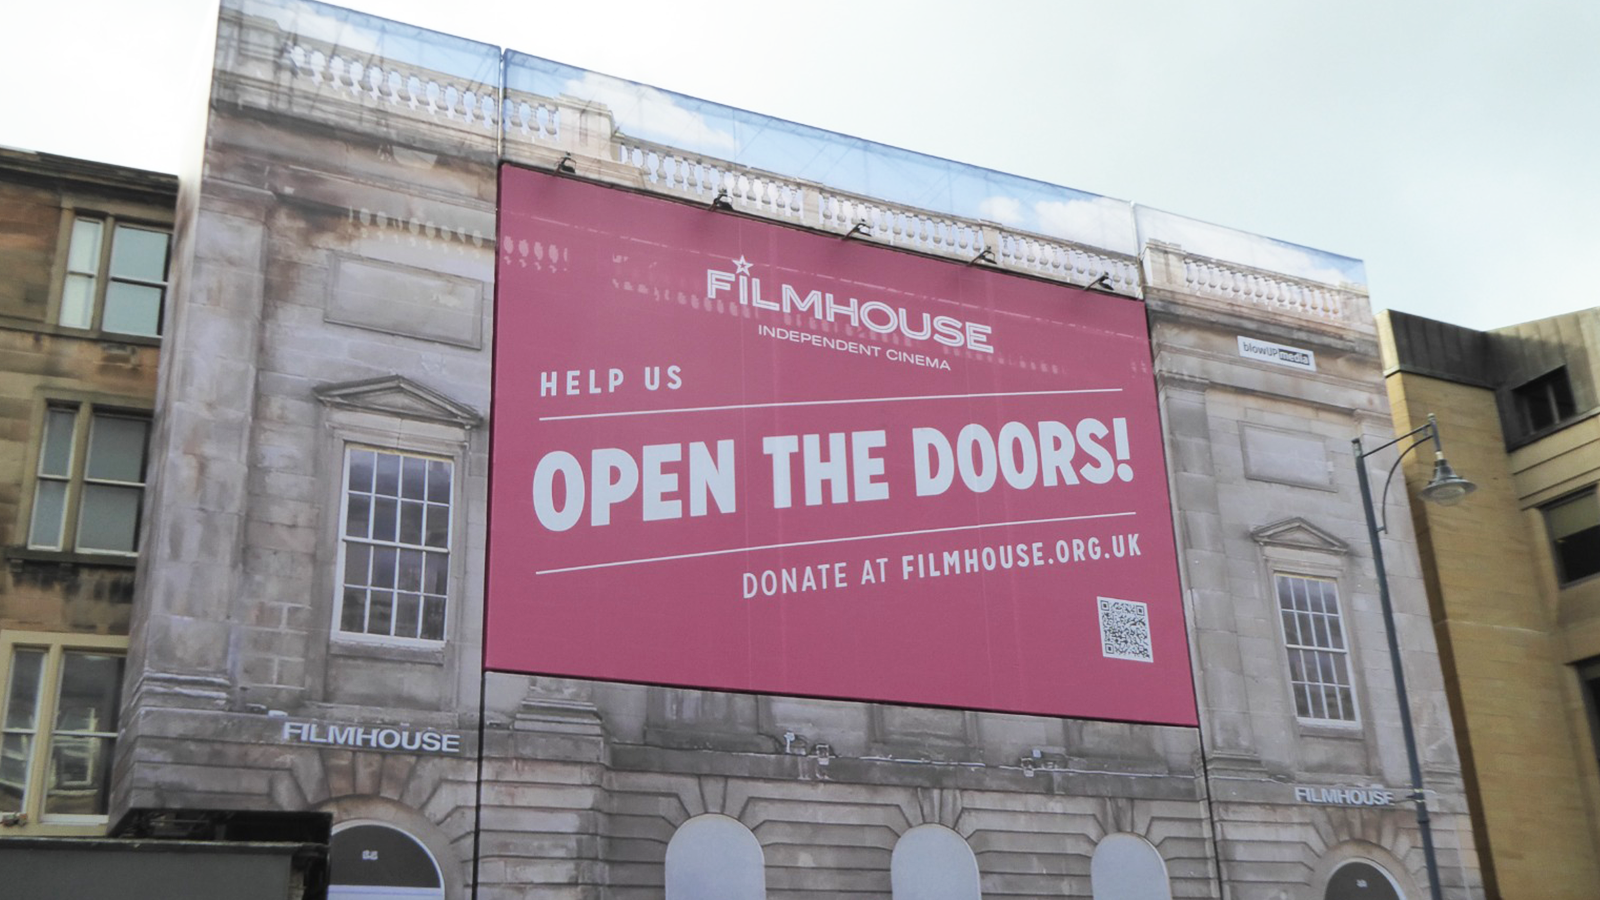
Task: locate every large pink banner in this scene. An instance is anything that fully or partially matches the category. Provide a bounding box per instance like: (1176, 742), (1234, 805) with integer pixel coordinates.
(488, 167), (1196, 726)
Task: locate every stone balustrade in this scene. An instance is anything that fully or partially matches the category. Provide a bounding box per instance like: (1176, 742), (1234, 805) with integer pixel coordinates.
(281, 43), (499, 133)
(1143, 241), (1372, 332)
(597, 130), (1140, 294)
(616, 139), (808, 221)
(263, 31), (1358, 325)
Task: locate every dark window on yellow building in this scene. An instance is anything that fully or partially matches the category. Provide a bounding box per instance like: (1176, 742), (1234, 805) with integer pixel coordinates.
(0, 632), (127, 829)
(57, 216), (171, 338)
(1544, 488), (1600, 585)
(1512, 367), (1577, 434)
(1579, 658), (1600, 779)
(27, 405), (152, 557)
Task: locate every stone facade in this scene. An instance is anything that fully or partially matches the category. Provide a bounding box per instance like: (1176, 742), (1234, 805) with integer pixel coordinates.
(102, 1), (1482, 897)
(0, 148), (174, 835)
(1381, 308), (1600, 900)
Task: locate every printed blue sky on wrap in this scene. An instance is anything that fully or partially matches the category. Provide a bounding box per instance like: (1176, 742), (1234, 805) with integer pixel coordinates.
(240, 0), (1367, 288)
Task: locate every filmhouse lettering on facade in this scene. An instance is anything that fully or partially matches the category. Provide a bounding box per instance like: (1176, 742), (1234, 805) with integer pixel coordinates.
(282, 721), (463, 754)
(486, 167), (1197, 726)
(1294, 786), (1396, 807)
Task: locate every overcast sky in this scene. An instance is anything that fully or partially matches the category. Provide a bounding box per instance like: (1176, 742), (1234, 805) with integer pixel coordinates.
(4, 0), (1595, 330)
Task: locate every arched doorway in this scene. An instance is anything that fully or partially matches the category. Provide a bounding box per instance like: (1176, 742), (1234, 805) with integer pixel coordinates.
(664, 814), (767, 900)
(1090, 833), (1172, 900)
(890, 824), (982, 900)
(1325, 860), (1404, 900)
(328, 821), (445, 899)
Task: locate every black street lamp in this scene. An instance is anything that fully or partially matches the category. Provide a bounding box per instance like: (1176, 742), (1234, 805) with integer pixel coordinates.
(1352, 413), (1476, 900)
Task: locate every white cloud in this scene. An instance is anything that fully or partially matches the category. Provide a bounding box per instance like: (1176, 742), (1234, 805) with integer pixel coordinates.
(563, 71), (738, 155)
(1033, 197), (1138, 256)
(977, 196), (1025, 226)
(1139, 210), (1362, 287)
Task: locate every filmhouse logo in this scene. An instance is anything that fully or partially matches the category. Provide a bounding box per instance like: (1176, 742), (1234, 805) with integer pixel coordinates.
(705, 256), (995, 354)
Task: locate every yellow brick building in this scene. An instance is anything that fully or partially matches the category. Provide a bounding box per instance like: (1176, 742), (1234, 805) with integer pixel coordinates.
(1381, 308), (1600, 900)
(0, 148), (174, 834)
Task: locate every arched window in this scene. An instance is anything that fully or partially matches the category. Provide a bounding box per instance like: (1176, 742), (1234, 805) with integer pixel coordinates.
(664, 814), (766, 900)
(1090, 833), (1171, 900)
(1325, 860), (1403, 900)
(328, 822), (444, 899)
(890, 824), (982, 900)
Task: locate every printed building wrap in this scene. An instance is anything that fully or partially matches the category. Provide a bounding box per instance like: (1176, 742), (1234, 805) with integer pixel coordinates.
(75, 0), (1489, 896)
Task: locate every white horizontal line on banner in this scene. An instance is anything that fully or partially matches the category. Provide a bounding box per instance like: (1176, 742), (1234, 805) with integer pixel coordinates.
(534, 511), (1137, 575)
(537, 387), (1122, 422)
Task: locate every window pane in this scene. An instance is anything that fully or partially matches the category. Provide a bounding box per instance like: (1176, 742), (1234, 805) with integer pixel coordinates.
(375, 453), (400, 496)
(426, 459), (451, 503)
(66, 219), (103, 273)
(109, 226), (169, 282)
(394, 593), (422, 639)
(421, 596), (446, 641)
(43, 734), (114, 816)
(39, 408), (77, 477)
(343, 543), (371, 586)
(102, 281), (163, 336)
(77, 484), (142, 553)
(1547, 492), (1598, 540)
(397, 549), (424, 593)
(341, 588), (368, 632)
(348, 449), (375, 493)
(59, 273), (96, 328)
(4, 650), (45, 730)
(86, 415), (150, 482)
(1546, 491), (1600, 584)
(28, 480), (68, 549)
(372, 497), (398, 542)
(424, 503), (449, 549)
(55, 653), (124, 735)
(399, 500), (424, 546)
(1556, 528), (1600, 583)
(0, 733), (32, 811)
(345, 494), (371, 539)
(424, 551), (448, 596)
(371, 547), (397, 589)
(369, 591), (394, 635)
(401, 456), (426, 500)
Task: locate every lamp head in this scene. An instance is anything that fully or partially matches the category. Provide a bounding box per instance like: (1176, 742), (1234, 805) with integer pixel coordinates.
(1419, 452), (1476, 506)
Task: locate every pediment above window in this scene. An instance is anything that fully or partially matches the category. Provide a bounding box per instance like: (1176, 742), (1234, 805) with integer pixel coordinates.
(1249, 517), (1349, 555)
(314, 375), (481, 429)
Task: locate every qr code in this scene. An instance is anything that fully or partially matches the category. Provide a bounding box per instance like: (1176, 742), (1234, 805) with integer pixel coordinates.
(1098, 597), (1153, 663)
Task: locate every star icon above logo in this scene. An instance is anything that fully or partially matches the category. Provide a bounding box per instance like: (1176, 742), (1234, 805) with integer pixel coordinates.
(732, 255), (752, 275)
